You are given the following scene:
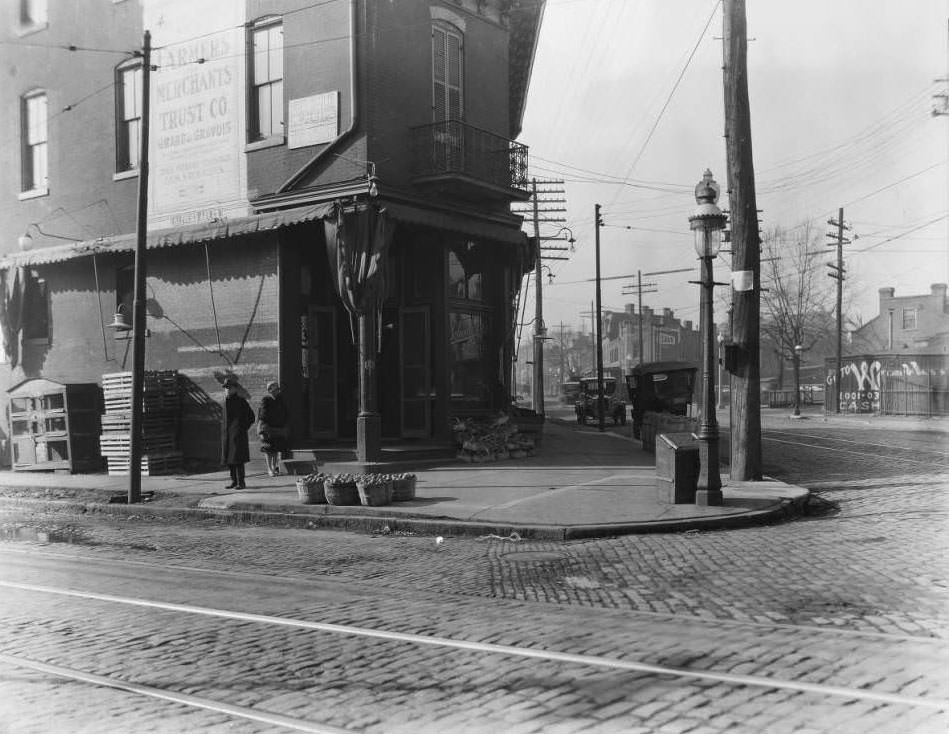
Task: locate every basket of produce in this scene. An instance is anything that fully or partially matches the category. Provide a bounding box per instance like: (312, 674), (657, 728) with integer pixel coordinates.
(295, 473), (327, 505)
(324, 474), (360, 506)
(356, 475), (393, 507)
(391, 473), (417, 502)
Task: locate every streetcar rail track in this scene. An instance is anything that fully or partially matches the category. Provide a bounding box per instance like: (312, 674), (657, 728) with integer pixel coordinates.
(763, 429), (949, 456)
(1, 577), (947, 712)
(0, 545), (943, 645)
(762, 435), (944, 468)
(0, 652), (347, 734)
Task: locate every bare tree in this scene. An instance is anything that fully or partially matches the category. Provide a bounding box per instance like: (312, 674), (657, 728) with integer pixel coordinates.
(760, 222), (836, 414)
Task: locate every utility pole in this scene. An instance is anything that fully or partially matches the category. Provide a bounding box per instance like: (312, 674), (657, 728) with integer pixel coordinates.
(594, 204), (605, 431)
(559, 320), (566, 385)
(826, 207), (850, 414)
(620, 271), (658, 364)
(531, 179), (544, 416)
(128, 30), (152, 504)
(637, 271), (644, 363)
(723, 0), (761, 480)
(520, 178), (567, 416)
(589, 300), (595, 373)
(618, 267), (690, 365)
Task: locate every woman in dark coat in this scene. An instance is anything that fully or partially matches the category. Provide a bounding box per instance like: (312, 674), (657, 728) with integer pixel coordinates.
(221, 378), (255, 489)
(257, 381), (290, 476)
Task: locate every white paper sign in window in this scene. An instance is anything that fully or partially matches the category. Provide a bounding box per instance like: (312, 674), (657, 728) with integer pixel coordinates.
(288, 92), (339, 149)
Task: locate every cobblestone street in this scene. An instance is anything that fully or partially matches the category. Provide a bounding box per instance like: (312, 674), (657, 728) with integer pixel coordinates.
(0, 414), (946, 732)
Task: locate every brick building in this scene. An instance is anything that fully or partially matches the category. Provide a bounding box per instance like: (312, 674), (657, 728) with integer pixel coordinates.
(850, 284), (949, 355)
(0, 0), (545, 466)
(601, 305), (701, 373)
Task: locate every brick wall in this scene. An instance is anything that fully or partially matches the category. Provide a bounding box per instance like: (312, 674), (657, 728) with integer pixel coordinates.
(1, 234), (281, 466)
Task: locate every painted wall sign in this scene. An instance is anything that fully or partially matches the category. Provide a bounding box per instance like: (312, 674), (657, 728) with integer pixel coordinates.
(825, 354), (949, 415)
(145, 0), (248, 229)
(288, 92), (339, 149)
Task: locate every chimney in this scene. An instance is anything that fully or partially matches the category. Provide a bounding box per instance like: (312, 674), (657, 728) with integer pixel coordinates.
(683, 320), (693, 331)
(879, 287), (895, 309)
(663, 307), (673, 321)
(931, 283), (947, 300)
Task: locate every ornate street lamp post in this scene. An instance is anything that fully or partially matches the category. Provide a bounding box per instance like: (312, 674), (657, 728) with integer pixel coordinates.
(689, 170), (728, 506)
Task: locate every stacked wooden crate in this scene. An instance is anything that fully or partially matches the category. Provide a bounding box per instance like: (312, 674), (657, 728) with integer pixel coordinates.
(100, 370), (182, 476)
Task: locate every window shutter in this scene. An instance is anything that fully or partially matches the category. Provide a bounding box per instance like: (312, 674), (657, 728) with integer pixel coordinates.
(432, 26), (447, 121)
(447, 32), (461, 120)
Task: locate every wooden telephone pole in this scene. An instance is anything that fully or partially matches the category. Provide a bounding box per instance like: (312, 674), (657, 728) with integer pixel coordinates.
(129, 30), (152, 504)
(520, 179), (567, 416)
(723, 0), (762, 480)
(826, 207), (850, 414)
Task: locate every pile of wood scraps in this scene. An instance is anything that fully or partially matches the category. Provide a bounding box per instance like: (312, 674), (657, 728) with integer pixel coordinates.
(451, 414), (537, 463)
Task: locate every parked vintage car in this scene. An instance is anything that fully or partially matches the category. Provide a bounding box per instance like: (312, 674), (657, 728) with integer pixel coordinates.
(560, 380), (581, 405)
(575, 375), (628, 425)
(624, 361), (698, 438)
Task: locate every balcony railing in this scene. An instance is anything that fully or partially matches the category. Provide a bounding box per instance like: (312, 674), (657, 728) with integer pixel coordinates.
(411, 120), (529, 194)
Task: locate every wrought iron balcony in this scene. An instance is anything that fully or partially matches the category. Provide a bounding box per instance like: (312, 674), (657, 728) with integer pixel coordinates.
(411, 120), (529, 200)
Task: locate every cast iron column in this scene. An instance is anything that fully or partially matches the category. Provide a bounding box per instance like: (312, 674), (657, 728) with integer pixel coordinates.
(356, 310), (381, 463)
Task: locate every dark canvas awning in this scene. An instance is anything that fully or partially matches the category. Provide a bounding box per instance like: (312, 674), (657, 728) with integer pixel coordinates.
(383, 201), (527, 246)
(0, 203), (334, 268)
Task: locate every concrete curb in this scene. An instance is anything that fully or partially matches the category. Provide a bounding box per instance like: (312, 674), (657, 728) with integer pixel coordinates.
(0, 489), (809, 540)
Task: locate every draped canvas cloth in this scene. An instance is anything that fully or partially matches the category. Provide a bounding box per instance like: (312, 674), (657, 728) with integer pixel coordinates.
(323, 202), (392, 344)
(0, 268), (23, 368)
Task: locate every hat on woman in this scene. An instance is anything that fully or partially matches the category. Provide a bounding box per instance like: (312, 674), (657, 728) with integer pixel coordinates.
(266, 381), (279, 391)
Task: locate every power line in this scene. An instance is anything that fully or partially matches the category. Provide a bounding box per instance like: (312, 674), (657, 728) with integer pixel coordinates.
(606, 0), (721, 208)
(855, 214), (948, 253)
(841, 160), (947, 208)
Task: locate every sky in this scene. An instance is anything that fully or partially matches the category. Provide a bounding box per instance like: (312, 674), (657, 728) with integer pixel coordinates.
(517, 0), (949, 337)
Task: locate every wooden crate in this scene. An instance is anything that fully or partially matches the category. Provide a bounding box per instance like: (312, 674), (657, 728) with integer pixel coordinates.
(106, 450), (183, 476)
(102, 393), (180, 415)
(102, 370), (178, 391)
(99, 432), (178, 457)
(100, 413), (179, 432)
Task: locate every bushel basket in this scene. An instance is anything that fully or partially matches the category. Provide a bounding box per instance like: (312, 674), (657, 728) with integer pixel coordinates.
(295, 476), (326, 505)
(356, 479), (393, 507)
(391, 475), (417, 502)
(324, 478), (359, 506)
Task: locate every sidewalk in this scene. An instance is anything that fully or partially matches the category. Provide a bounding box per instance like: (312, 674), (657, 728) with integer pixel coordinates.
(0, 421), (808, 540)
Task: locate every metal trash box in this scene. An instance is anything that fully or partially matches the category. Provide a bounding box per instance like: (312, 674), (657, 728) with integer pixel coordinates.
(655, 431), (699, 504)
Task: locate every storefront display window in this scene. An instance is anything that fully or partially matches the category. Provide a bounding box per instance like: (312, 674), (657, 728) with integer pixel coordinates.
(448, 246), (482, 301)
(449, 311), (489, 404)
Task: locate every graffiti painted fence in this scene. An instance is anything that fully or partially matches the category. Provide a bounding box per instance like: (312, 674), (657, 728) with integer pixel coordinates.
(825, 354), (949, 416)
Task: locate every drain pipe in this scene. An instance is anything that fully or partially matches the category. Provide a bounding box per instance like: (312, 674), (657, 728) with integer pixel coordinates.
(278, 0), (358, 193)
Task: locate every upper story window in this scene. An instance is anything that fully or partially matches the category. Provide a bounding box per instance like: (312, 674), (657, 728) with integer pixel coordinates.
(432, 22), (463, 121)
(248, 18), (283, 142)
(22, 269), (49, 342)
(21, 90), (48, 194)
(448, 245), (483, 302)
(115, 62), (142, 172)
(902, 308), (918, 331)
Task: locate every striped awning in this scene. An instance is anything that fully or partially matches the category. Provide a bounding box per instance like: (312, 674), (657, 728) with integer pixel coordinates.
(1, 202), (334, 268)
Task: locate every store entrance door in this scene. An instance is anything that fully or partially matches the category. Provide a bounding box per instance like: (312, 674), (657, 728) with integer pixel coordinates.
(306, 306), (338, 438)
